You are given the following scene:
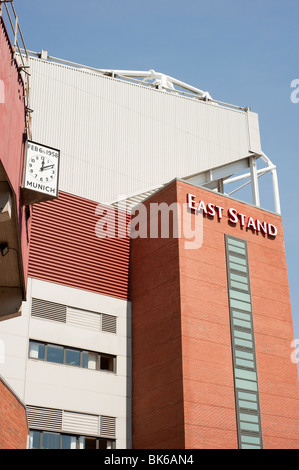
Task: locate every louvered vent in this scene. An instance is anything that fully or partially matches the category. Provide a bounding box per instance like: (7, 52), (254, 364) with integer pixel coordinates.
(102, 314), (117, 334)
(31, 298), (67, 323)
(100, 415), (116, 439)
(31, 299), (117, 333)
(67, 307), (101, 331)
(27, 406), (116, 439)
(62, 411), (99, 436)
(26, 406), (63, 432)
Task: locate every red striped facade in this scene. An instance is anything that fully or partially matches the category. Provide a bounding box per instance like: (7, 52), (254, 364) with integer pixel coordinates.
(28, 191), (131, 300)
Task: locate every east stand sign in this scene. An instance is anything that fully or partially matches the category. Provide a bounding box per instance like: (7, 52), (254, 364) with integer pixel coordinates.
(187, 193), (278, 237)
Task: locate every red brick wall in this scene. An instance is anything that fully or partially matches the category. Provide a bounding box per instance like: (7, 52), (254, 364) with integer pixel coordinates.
(0, 378), (28, 449)
(131, 179), (299, 449)
(131, 182), (185, 448)
(176, 181), (299, 449)
(0, 17), (30, 289)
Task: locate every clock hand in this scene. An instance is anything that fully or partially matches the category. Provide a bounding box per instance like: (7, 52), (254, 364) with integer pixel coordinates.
(41, 164), (55, 171)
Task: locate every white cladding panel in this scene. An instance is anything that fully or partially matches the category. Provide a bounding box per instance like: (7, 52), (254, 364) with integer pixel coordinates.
(0, 278), (131, 448)
(28, 57), (261, 203)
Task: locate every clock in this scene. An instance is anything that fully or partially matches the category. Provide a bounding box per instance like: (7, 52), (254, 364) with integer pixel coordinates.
(22, 141), (60, 204)
(28, 155), (56, 183)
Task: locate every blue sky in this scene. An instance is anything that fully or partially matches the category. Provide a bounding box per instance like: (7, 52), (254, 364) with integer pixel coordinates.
(9, 0), (299, 365)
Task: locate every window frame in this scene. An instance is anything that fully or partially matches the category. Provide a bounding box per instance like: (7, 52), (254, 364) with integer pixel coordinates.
(28, 340), (116, 373)
(29, 429), (115, 449)
(225, 234), (263, 450)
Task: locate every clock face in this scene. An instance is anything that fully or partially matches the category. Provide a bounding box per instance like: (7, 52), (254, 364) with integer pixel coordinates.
(23, 141), (60, 199)
(28, 155), (56, 183)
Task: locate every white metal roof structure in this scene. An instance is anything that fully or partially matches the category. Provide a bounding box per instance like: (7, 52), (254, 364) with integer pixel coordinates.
(19, 50), (280, 214)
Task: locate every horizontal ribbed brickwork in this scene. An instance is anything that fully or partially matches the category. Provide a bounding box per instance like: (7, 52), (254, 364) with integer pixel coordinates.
(28, 191), (130, 300)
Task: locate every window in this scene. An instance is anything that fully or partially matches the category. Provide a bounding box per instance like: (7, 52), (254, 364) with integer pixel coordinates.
(29, 430), (115, 449)
(82, 436), (97, 449)
(29, 340), (116, 373)
(100, 354), (115, 372)
(225, 235), (263, 449)
(28, 341), (45, 360)
(65, 348), (81, 367)
(46, 344), (64, 364)
(42, 431), (60, 449)
(82, 351), (97, 370)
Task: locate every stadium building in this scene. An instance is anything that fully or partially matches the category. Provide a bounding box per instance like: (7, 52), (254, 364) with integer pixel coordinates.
(0, 1), (298, 449)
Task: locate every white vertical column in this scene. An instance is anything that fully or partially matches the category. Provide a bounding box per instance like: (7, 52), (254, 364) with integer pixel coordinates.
(250, 155), (260, 207)
(271, 168), (281, 215)
(260, 152), (281, 215)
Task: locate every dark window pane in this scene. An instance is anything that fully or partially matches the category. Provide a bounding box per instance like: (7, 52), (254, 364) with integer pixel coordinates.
(29, 430), (41, 449)
(98, 439), (108, 449)
(84, 437), (97, 449)
(61, 434), (77, 449)
(82, 351), (88, 368)
(42, 432), (60, 449)
(100, 355), (115, 372)
(65, 348), (81, 367)
(46, 344), (64, 364)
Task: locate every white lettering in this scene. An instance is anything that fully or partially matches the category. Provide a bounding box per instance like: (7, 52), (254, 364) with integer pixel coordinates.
(143, 194), (278, 239)
(267, 223), (278, 237)
(238, 213), (246, 227)
(215, 205), (224, 219)
(104, 455), (139, 467)
(95, 205), (116, 238)
(196, 199), (207, 214)
(182, 203), (203, 250)
(114, 197), (129, 239)
(207, 203), (216, 217)
(228, 208), (238, 224)
(246, 216), (256, 231)
(187, 193), (196, 210)
(291, 79), (299, 104)
(256, 219), (268, 235)
(128, 204), (148, 239)
(150, 202), (181, 239)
